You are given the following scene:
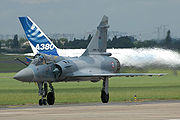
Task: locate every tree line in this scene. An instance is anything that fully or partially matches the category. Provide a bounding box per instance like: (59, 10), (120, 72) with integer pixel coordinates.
(0, 30), (180, 54)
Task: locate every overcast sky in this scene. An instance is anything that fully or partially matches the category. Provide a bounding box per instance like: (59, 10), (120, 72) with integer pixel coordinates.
(0, 0), (180, 39)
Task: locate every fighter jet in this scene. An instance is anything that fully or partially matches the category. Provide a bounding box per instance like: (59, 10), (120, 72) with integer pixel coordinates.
(14, 16), (166, 105)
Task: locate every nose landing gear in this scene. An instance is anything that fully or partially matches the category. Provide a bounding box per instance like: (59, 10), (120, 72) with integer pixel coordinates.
(38, 82), (55, 106)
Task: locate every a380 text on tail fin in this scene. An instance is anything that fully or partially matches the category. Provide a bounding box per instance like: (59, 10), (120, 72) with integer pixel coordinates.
(19, 16), (59, 56)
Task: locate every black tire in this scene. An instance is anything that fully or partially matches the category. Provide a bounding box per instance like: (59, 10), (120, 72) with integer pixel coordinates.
(39, 99), (43, 106)
(101, 90), (109, 103)
(47, 92), (55, 105)
(43, 99), (47, 105)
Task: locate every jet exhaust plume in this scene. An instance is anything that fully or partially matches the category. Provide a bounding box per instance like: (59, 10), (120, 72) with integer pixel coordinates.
(113, 48), (180, 68)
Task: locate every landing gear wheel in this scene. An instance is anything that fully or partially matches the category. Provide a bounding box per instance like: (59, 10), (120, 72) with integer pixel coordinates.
(43, 99), (47, 105)
(39, 99), (43, 106)
(47, 92), (55, 105)
(101, 90), (109, 103)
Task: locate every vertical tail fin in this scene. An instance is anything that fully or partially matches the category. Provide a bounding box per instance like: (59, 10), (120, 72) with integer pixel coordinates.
(19, 16), (59, 56)
(82, 15), (109, 56)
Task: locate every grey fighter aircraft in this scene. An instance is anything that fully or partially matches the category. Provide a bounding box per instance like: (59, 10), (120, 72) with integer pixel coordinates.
(14, 16), (166, 105)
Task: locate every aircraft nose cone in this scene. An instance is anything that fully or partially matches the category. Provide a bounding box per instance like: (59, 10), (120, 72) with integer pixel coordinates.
(14, 68), (34, 82)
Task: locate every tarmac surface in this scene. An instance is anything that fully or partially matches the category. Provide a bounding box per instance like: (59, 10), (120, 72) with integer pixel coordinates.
(1, 101), (180, 120)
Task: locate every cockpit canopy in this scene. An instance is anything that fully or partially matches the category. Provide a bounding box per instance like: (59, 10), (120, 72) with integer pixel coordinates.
(31, 54), (54, 66)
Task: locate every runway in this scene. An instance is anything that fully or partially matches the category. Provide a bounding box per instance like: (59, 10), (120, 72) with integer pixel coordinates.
(1, 101), (180, 120)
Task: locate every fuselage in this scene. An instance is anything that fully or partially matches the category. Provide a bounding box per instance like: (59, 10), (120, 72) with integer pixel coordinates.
(14, 54), (120, 83)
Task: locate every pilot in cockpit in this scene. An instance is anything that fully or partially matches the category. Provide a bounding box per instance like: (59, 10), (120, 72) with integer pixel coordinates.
(32, 54), (45, 65)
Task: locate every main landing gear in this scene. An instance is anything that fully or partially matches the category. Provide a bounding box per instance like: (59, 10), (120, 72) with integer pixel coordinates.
(101, 77), (109, 103)
(38, 82), (55, 106)
(37, 77), (109, 105)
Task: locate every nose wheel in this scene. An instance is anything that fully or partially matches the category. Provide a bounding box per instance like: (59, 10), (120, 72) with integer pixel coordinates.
(47, 83), (55, 105)
(47, 92), (55, 105)
(38, 82), (55, 106)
